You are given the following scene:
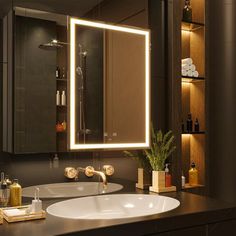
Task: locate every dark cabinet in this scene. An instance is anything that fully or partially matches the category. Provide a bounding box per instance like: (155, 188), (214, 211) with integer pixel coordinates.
(208, 220), (236, 236)
(150, 225), (206, 236)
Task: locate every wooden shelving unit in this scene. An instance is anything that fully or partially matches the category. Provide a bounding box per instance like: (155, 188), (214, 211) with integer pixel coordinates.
(181, 0), (206, 192)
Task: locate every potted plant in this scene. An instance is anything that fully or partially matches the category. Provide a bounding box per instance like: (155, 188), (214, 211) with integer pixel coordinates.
(123, 150), (152, 189)
(145, 126), (176, 192)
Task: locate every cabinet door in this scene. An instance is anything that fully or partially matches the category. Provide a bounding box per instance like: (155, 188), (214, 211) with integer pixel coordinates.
(208, 220), (236, 236)
(151, 225), (206, 236)
(14, 15), (56, 153)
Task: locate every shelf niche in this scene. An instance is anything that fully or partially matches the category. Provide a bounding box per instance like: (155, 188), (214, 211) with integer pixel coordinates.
(181, 0), (205, 191)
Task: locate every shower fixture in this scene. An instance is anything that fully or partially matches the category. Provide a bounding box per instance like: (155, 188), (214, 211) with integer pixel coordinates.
(38, 39), (67, 50)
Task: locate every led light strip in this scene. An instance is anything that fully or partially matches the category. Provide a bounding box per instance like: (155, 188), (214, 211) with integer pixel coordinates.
(70, 17), (150, 150)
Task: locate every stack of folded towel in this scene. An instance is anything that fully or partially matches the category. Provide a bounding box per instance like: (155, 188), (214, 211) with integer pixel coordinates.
(182, 58), (199, 77)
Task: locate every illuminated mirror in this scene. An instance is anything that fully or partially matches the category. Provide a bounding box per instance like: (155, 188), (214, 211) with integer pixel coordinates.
(70, 18), (150, 150)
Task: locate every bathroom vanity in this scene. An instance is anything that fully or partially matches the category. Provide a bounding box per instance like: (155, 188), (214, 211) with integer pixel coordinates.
(0, 188), (236, 236)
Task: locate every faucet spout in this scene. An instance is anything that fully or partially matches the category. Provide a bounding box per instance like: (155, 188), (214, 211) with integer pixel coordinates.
(93, 170), (107, 188)
(84, 166), (107, 188)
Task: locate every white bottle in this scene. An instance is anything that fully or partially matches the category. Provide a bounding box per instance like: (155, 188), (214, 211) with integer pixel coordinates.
(181, 173), (186, 188)
(61, 91), (66, 106)
(56, 91), (60, 106)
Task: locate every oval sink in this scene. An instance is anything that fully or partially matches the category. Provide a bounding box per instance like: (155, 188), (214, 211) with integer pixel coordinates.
(22, 182), (123, 198)
(47, 194), (180, 219)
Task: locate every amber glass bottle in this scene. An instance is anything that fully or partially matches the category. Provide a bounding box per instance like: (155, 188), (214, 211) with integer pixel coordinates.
(189, 162), (198, 185)
(10, 179), (22, 206)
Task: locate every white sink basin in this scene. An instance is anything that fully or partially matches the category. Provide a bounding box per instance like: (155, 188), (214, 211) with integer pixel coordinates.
(47, 194), (180, 219)
(22, 182), (123, 198)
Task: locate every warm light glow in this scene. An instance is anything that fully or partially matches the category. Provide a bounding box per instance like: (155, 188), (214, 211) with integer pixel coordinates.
(70, 17), (150, 150)
(181, 29), (191, 33)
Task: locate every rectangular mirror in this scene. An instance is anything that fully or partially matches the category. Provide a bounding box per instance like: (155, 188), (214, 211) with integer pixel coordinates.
(69, 18), (150, 150)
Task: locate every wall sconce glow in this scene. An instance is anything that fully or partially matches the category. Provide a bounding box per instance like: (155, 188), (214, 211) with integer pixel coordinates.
(70, 17), (150, 150)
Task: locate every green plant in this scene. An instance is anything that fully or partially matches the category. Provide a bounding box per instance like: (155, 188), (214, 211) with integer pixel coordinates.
(145, 126), (176, 171)
(123, 150), (152, 172)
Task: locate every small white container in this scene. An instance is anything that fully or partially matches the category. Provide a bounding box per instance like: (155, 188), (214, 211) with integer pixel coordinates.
(56, 91), (60, 106)
(181, 175), (186, 188)
(61, 91), (66, 106)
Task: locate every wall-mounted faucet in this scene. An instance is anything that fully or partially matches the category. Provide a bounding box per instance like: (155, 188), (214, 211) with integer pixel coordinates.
(64, 165), (114, 188)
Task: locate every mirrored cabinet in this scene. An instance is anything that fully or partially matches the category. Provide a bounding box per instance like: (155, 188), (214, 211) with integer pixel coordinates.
(3, 8), (68, 153)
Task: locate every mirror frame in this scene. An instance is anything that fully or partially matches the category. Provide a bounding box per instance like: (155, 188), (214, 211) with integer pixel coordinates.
(69, 17), (150, 150)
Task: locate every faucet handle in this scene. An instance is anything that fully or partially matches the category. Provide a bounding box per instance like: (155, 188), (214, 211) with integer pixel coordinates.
(103, 165), (114, 176)
(64, 167), (78, 179)
(84, 166), (95, 177)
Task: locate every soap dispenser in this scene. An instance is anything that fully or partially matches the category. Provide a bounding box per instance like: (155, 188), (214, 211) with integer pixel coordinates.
(31, 187), (42, 213)
(165, 164), (172, 187)
(189, 162), (198, 186)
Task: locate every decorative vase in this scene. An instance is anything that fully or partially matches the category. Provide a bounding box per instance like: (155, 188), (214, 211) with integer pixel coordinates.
(136, 168), (151, 190)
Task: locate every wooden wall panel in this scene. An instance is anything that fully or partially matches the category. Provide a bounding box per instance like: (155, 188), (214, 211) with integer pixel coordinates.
(190, 82), (205, 131)
(190, 28), (205, 77)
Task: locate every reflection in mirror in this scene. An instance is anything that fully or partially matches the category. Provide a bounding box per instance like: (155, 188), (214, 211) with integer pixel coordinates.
(70, 18), (150, 150)
(13, 7), (68, 153)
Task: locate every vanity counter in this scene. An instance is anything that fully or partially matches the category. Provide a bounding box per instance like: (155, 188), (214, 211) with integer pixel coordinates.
(0, 189), (236, 236)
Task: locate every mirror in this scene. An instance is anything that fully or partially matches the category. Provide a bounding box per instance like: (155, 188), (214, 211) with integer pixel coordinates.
(69, 18), (150, 150)
(2, 6), (150, 153)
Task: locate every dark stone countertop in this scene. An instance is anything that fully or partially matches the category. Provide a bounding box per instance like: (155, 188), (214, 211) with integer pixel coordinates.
(0, 180), (236, 236)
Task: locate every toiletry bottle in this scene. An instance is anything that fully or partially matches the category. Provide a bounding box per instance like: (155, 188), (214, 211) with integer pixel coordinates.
(52, 154), (59, 169)
(181, 119), (185, 133)
(5, 175), (12, 186)
(181, 172), (186, 188)
(186, 113), (193, 133)
(62, 120), (66, 131)
(61, 91), (66, 106)
(0, 172), (10, 207)
(10, 179), (22, 206)
(56, 90), (60, 106)
(31, 188), (42, 213)
(183, 0), (192, 22)
(189, 162), (198, 186)
(56, 66), (60, 78)
(194, 118), (200, 132)
(62, 67), (66, 79)
(165, 164), (172, 187)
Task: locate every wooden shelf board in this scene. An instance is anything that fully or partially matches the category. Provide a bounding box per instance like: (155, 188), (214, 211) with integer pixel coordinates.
(182, 76), (205, 83)
(182, 183), (205, 189)
(182, 131), (205, 135)
(56, 79), (67, 82)
(181, 21), (205, 31)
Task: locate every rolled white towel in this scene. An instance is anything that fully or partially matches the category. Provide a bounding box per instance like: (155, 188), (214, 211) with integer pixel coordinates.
(182, 58), (193, 65)
(189, 64), (196, 71)
(187, 70), (193, 77)
(182, 64), (190, 70)
(193, 71), (199, 77)
(182, 69), (188, 76)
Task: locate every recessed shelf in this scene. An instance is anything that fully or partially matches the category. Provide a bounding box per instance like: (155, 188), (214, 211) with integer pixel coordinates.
(181, 21), (205, 32)
(181, 76), (205, 83)
(56, 79), (67, 82)
(182, 131), (205, 135)
(182, 183), (205, 189)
